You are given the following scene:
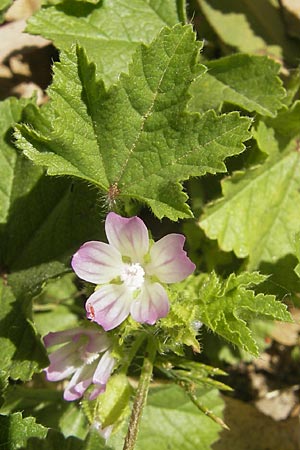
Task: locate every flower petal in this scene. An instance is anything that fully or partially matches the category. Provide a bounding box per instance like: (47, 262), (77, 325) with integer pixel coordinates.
(146, 234), (195, 283)
(44, 328), (84, 348)
(93, 350), (115, 385)
(89, 385), (106, 401)
(45, 342), (78, 381)
(71, 241), (123, 284)
(130, 281), (169, 325)
(105, 212), (149, 262)
(64, 363), (95, 401)
(86, 284), (132, 331)
(89, 351), (115, 400)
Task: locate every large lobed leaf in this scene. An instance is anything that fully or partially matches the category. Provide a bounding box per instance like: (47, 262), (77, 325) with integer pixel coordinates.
(194, 272), (292, 356)
(16, 25), (251, 220)
(199, 103), (300, 269)
(27, 0), (185, 86)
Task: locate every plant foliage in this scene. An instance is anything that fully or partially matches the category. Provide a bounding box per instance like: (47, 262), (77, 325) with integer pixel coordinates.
(0, 0), (299, 448)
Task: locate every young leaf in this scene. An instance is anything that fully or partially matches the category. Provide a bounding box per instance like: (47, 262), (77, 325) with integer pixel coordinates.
(16, 25), (251, 220)
(27, 0), (184, 85)
(188, 54), (285, 116)
(194, 272), (292, 356)
(0, 413), (47, 449)
(200, 104), (300, 269)
(82, 374), (132, 435)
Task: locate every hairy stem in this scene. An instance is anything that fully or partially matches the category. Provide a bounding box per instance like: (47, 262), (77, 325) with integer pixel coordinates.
(123, 337), (156, 450)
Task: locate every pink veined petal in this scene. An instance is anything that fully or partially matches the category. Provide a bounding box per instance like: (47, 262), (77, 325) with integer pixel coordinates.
(105, 212), (149, 262)
(71, 241), (123, 284)
(146, 234), (196, 283)
(130, 281), (170, 325)
(85, 331), (110, 355)
(44, 328), (83, 348)
(64, 362), (96, 401)
(89, 351), (115, 400)
(45, 341), (79, 381)
(93, 350), (115, 386)
(86, 284), (132, 331)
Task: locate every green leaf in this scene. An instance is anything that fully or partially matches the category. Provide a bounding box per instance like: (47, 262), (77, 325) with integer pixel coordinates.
(0, 0), (12, 23)
(16, 25), (251, 220)
(156, 357), (231, 392)
(0, 371), (8, 408)
(199, 107), (300, 268)
(295, 232), (300, 277)
(0, 280), (48, 381)
(188, 54), (285, 116)
(0, 413), (47, 450)
(24, 428), (112, 450)
(194, 272), (292, 355)
(24, 429), (84, 450)
(137, 386), (223, 450)
(198, 0), (299, 65)
(2, 175), (105, 297)
(109, 386), (223, 450)
(43, 0), (101, 5)
(27, 0), (183, 86)
(33, 274), (79, 337)
(1, 386), (88, 439)
(258, 255), (300, 307)
(0, 97), (106, 380)
(82, 374), (132, 434)
(0, 97), (34, 225)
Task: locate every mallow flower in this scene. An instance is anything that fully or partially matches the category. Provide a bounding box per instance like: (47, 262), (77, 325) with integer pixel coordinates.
(44, 327), (115, 401)
(71, 212), (195, 331)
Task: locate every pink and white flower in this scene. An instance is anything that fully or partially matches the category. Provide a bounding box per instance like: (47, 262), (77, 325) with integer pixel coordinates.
(71, 212), (195, 331)
(44, 327), (115, 401)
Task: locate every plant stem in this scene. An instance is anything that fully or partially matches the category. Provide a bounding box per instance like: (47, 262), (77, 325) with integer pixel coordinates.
(184, 383), (230, 431)
(123, 336), (156, 450)
(121, 333), (146, 375)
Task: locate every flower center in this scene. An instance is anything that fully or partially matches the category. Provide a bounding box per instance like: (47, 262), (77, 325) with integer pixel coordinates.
(76, 335), (99, 365)
(81, 350), (99, 365)
(120, 263), (145, 291)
